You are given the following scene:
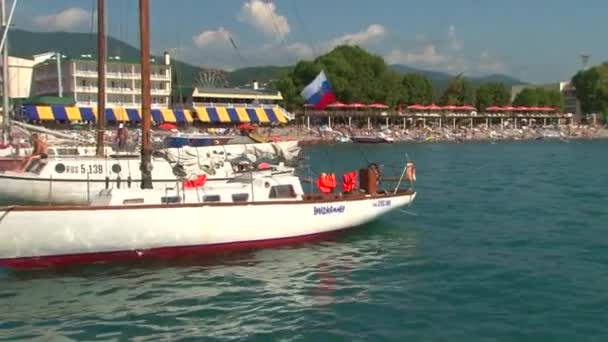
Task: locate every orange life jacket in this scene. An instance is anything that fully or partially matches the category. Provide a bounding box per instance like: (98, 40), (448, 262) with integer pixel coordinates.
(342, 171), (357, 193)
(317, 173), (337, 193)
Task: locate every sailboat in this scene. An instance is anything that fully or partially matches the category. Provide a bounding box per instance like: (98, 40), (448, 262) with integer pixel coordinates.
(0, 0), (300, 205)
(0, 0), (417, 269)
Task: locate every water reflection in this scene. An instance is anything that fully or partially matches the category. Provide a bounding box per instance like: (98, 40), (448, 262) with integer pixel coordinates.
(0, 222), (417, 340)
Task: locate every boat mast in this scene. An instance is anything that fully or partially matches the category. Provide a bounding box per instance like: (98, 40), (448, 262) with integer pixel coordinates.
(1, 0), (10, 144)
(139, 0), (153, 189)
(95, 0), (106, 157)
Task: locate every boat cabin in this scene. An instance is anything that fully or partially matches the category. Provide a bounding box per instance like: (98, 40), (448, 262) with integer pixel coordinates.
(91, 174), (305, 206)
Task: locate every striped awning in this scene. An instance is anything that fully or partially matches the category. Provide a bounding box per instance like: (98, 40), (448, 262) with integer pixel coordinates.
(193, 106), (288, 124)
(23, 105), (194, 123)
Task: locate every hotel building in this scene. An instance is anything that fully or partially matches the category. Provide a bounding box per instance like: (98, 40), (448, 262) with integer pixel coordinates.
(31, 52), (172, 108)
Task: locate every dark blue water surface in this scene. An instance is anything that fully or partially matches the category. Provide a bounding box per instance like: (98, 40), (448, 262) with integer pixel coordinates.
(1, 140), (608, 341)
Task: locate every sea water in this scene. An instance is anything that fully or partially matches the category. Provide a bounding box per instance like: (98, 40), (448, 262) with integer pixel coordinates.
(1, 140), (607, 341)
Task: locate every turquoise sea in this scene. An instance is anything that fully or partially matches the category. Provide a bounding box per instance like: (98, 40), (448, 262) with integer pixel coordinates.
(1, 140), (608, 341)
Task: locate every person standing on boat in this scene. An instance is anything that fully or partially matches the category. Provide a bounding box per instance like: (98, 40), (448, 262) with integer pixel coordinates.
(30, 133), (48, 158)
(116, 123), (129, 151)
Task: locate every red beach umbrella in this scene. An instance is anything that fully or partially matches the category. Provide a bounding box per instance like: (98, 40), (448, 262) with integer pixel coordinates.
(368, 103), (389, 109)
(327, 101), (347, 108)
(237, 123), (257, 131)
(486, 106), (504, 111)
(347, 102), (366, 109)
(158, 122), (177, 131)
(407, 104), (425, 110)
(458, 105), (477, 111)
(426, 103), (442, 111)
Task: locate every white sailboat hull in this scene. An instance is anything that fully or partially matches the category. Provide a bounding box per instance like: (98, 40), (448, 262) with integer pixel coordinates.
(0, 174), (185, 204)
(0, 141), (299, 204)
(0, 192), (416, 268)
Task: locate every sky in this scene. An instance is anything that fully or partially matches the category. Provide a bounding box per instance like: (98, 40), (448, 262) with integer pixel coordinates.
(12, 0), (608, 83)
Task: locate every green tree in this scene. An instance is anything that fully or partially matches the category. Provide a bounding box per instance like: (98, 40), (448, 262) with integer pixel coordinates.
(274, 45), (408, 108)
(439, 77), (475, 105)
(547, 89), (565, 112)
(475, 82), (510, 111)
(572, 63), (608, 114)
(271, 73), (302, 111)
(512, 87), (565, 111)
(512, 88), (538, 106)
(402, 73), (434, 105)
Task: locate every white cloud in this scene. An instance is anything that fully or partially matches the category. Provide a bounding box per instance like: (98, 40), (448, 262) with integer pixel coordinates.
(384, 25), (490, 75)
(32, 7), (90, 31)
(477, 50), (506, 73)
(239, 0), (290, 40)
(184, 24), (387, 69)
(285, 42), (314, 59)
(181, 23), (503, 78)
(386, 45), (449, 65)
(448, 25), (456, 39)
(193, 27), (232, 48)
(447, 24), (463, 51)
(327, 24), (387, 47)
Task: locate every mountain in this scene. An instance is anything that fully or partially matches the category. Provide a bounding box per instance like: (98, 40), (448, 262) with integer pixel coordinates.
(389, 64), (527, 94)
(8, 29), (202, 87)
(389, 64), (455, 82)
(473, 74), (526, 85)
(227, 66), (293, 86)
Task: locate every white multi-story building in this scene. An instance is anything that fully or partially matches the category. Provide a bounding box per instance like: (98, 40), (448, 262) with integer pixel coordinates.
(31, 52), (172, 108)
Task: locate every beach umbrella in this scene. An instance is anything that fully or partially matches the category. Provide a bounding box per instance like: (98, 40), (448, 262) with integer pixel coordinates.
(426, 103), (442, 111)
(486, 106), (504, 111)
(237, 123), (257, 131)
(327, 101), (347, 108)
(368, 103), (389, 109)
(347, 102), (366, 109)
(458, 105), (477, 111)
(158, 122), (177, 131)
(407, 104), (425, 110)
(442, 105), (459, 111)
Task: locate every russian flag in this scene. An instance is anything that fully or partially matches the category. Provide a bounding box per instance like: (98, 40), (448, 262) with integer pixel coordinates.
(300, 70), (336, 110)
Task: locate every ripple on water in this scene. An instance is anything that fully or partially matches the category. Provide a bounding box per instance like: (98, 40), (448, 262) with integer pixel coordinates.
(2, 141), (608, 340)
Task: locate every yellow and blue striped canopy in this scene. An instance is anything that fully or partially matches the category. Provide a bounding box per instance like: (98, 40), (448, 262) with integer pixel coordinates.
(194, 106), (288, 124)
(23, 105), (288, 124)
(23, 105), (194, 123)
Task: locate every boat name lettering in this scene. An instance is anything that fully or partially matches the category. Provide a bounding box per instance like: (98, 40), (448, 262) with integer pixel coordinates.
(64, 164), (104, 174)
(314, 205), (345, 215)
(373, 199), (391, 208)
